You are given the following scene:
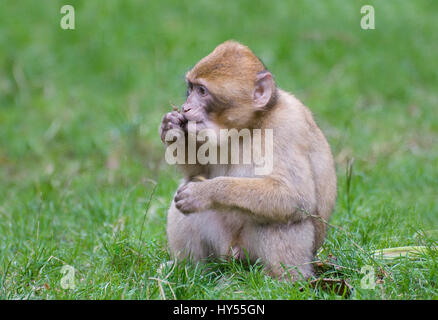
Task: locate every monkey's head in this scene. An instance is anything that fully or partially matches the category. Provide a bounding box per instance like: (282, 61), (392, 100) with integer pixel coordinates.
(182, 40), (277, 129)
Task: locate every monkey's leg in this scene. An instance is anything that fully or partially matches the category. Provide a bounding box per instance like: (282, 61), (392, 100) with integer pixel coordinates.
(242, 219), (316, 281)
(167, 200), (233, 261)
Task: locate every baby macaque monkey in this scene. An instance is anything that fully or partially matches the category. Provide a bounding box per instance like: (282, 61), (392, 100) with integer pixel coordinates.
(159, 40), (337, 280)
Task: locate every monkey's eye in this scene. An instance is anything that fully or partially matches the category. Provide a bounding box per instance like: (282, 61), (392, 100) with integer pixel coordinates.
(197, 85), (207, 97)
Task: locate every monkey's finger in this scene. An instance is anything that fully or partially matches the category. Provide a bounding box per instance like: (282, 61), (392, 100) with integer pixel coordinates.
(163, 113), (176, 125)
(175, 187), (188, 200)
(175, 199), (192, 214)
(168, 122), (180, 130)
(160, 125), (180, 142)
(175, 191), (185, 202)
(163, 120), (181, 133)
(174, 111), (187, 123)
(161, 123), (171, 136)
(170, 110), (181, 116)
(176, 183), (191, 195)
(160, 123), (169, 139)
(166, 115), (184, 128)
(168, 112), (181, 122)
(169, 111), (187, 124)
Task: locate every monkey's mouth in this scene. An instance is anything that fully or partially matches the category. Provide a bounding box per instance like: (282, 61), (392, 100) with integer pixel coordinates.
(182, 111), (207, 123)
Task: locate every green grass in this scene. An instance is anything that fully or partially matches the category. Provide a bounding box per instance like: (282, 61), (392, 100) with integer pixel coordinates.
(0, 0), (437, 299)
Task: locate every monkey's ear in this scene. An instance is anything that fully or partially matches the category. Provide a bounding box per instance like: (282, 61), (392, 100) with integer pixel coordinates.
(253, 71), (274, 108)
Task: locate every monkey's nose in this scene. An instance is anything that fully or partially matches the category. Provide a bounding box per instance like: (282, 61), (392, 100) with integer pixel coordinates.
(182, 105), (192, 113)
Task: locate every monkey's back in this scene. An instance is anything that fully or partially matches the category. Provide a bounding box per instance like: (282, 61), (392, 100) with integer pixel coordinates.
(276, 90), (337, 251)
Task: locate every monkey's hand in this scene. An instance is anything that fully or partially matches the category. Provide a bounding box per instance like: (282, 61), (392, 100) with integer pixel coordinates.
(174, 181), (212, 214)
(159, 111), (187, 144)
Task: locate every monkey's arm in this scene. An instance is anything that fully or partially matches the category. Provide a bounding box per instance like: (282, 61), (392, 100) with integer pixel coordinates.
(176, 174), (316, 223)
(175, 129), (318, 222)
(211, 176), (316, 222)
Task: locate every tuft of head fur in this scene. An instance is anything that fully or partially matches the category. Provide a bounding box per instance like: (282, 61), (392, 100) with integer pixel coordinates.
(188, 41), (272, 99)
(186, 41), (276, 128)
(187, 40), (266, 83)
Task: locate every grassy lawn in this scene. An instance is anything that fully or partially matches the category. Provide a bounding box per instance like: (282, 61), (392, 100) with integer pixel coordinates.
(0, 0), (437, 299)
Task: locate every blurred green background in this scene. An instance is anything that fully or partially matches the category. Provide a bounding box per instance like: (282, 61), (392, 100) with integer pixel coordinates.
(0, 0), (437, 299)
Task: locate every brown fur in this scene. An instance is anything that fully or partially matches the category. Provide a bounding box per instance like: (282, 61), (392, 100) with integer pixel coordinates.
(160, 40), (337, 280)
